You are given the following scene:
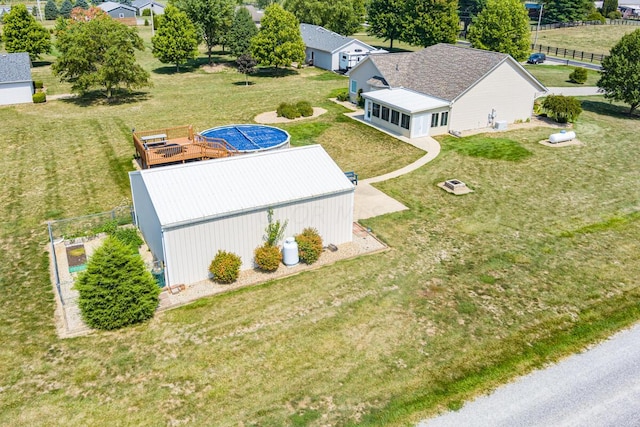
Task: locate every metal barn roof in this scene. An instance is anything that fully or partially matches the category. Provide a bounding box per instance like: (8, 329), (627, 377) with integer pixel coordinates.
(133, 145), (355, 228)
(363, 88), (449, 113)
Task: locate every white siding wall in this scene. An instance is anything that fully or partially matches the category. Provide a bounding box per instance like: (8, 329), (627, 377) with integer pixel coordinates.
(0, 82), (33, 105)
(348, 60), (381, 102)
(163, 191), (354, 286)
(130, 172), (164, 261)
(305, 48), (333, 70)
(449, 61), (538, 132)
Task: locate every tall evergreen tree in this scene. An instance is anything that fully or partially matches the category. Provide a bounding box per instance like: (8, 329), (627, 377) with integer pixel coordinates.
(59, 0), (74, 18)
(174, 0), (235, 65)
(284, 0), (365, 36)
(152, 5), (199, 72)
(367, 0), (405, 49)
(602, 0), (618, 16)
(44, 0), (59, 20)
(75, 237), (160, 330)
(53, 14), (151, 98)
(402, 0), (459, 47)
(598, 29), (640, 115)
(543, 0), (592, 23)
(229, 6), (258, 57)
(251, 4), (305, 68)
(2, 4), (52, 60)
(467, 0), (530, 61)
(75, 0), (90, 10)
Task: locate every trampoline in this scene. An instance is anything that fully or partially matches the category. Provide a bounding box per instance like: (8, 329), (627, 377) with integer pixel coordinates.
(199, 124), (290, 153)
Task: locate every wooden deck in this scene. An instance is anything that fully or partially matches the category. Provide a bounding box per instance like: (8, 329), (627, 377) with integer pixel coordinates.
(133, 125), (238, 169)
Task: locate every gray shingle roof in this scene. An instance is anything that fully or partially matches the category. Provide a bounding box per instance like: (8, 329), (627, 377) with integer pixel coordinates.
(98, 1), (136, 12)
(132, 0), (164, 10)
(369, 44), (513, 101)
(0, 53), (32, 84)
(300, 24), (369, 53)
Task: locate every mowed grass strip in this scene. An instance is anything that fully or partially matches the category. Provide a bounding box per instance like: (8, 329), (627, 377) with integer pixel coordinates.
(531, 24), (638, 54)
(1, 21), (640, 426)
(524, 64), (601, 87)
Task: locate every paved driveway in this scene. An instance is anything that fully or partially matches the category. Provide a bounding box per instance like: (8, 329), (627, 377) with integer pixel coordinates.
(418, 322), (640, 427)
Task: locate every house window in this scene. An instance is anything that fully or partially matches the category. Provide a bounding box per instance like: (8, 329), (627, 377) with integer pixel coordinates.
(381, 106), (390, 121)
(401, 114), (410, 129)
(350, 80), (357, 93)
(391, 110), (400, 125)
(431, 113), (439, 127)
(372, 103), (380, 118)
(440, 111), (449, 126)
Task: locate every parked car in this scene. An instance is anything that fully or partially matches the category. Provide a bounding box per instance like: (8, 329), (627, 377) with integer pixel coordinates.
(527, 53), (546, 64)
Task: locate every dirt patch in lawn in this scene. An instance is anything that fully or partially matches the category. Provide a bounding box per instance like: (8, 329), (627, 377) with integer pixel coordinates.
(254, 107), (327, 124)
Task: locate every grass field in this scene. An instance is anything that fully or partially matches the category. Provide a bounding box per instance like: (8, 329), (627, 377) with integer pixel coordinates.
(1, 24), (640, 427)
(523, 64), (601, 86)
(531, 24), (638, 54)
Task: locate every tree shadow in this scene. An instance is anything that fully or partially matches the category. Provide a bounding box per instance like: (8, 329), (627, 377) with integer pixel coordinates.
(581, 99), (640, 120)
(60, 90), (150, 107)
(232, 81), (255, 86)
(32, 60), (53, 68)
(254, 67), (298, 78)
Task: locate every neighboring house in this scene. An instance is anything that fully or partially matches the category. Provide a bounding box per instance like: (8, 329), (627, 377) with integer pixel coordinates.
(619, 4), (640, 17)
(240, 5), (263, 26)
(300, 23), (384, 71)
(132, 0), (165, 16)
(347, 44), (547, 138)
(97, 1), (137, 19)
(0, 53), (34, 106)
(0, 6), (10, 18)
(130, 145), (354, 287)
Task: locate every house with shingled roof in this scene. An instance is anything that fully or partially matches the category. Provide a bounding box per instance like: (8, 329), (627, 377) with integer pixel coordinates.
(300, 23), (384, 71)
(347, 44), (547, 138)
(97, 1), (137, 19)
(132, 0), (165, 15)
(0, 52), (34, 106)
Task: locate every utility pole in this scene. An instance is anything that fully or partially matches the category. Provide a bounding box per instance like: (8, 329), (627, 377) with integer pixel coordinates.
(150, 4), (155, 36)
(533, 2), (544, 46)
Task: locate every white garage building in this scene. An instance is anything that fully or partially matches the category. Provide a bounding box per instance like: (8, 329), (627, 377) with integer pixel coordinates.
(130, 145), (354, 287)
(0, 53), (33, 106)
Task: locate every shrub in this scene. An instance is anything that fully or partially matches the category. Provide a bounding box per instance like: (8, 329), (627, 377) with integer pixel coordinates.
(542, 94), (582, 123)
(295, 227), (323, 264)
(585, 11), (606, 23)
(357, 88), (364, 107)
(141, 8), (151, 16)
(608, 10), (622, 19)
(254, 243), (281, 271)
(33, 92), (46, 103)
(34, 81), (44, 89)
(336, 90), (349, 102)
(569, 67), (588, 84)
(75, 237), (160, 330)
(144, 18), (149, 26)
(296, 100), (313, 117)
(111, 227), (143, 254)
(277, 102), (301, 119)
(209, 250), (241, 283)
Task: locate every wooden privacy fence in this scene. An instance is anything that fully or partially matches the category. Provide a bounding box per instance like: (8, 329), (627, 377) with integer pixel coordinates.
(530, 44), (608, 63)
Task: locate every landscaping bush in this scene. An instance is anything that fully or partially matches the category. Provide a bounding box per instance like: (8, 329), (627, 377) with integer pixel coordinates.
(75, 237), (160, 330)
(144, 18), (149, 26)
(357, 88), (364, 108)
(111, 227), (143, 254)
(585, 11), (606, 23)
(254, 243), (281, 271)
(296, 100), (313, 117)
(336, 90), (349, 102)
(569, 67), (588, 84)
(608, 10), (622, 19)
(277, 102), (302, 119)
(141, 8), (151, 16)
(542, 94), (583, 123)
(209, 250), (242, 283)
(34, 81), (44, 90)
(295, 227), (323, 264)
(32, 92), (46, 103)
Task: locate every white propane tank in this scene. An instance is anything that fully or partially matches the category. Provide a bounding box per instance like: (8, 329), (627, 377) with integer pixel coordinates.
(282, 237), (299, 266)
(549, 130), (576, 144)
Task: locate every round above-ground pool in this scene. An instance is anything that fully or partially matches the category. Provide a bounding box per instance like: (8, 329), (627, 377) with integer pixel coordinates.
(199, 124), (290, 153)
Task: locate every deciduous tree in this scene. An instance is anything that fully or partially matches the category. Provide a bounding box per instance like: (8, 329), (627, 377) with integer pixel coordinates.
(543, 0), (592, 23)
(598, 29), (640, 115)
(236, 53), (257, 85)
(75, 237), (160, 330)
(2, 4), (51, 60)
(174, 0), (235, 65)
(152, 5), (199, 71)
(402, 0), (458, 47)
(467, 0), (530, 61)
(251, 4), (305, 68)
(366, 0), (405, 49)
(284, 0), (365, 36)
(53, 15), (151, 99)
(229, 6), (258, 57)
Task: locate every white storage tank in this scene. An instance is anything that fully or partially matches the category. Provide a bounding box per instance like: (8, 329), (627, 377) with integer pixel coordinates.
(549, 130), (576, 144)
(282, 237), (299, 266)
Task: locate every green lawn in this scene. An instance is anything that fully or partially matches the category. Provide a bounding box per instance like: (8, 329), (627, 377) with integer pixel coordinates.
(2, 23), (640, 427)
(523, 64), (601, 86)
(531, 24), (638, 54)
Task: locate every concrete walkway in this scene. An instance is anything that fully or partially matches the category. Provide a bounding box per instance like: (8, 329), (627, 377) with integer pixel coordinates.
(345, 112), (441, 220)
(546, 86), (602, 96)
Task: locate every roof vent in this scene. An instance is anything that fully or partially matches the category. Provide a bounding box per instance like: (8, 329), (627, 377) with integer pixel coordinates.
(395, 64), (399, 71)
